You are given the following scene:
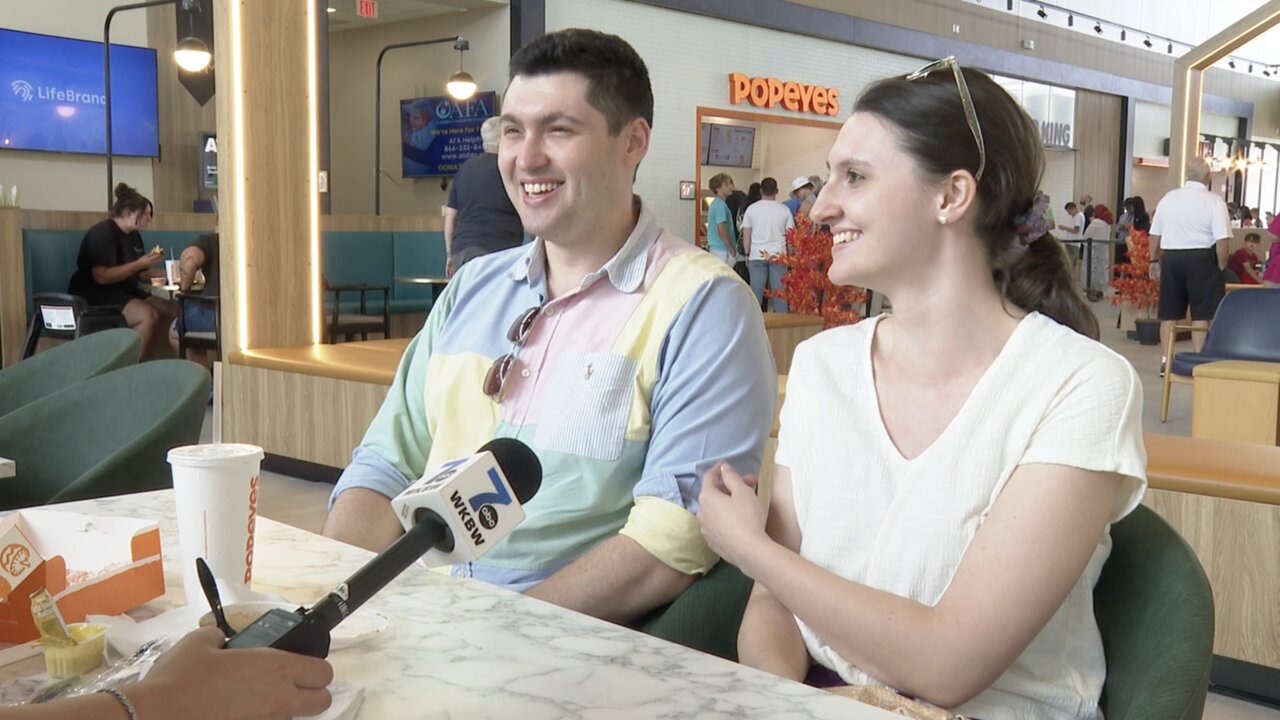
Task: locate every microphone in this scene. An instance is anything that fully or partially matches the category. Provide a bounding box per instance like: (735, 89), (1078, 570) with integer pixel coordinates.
(223, 438), (541, 657)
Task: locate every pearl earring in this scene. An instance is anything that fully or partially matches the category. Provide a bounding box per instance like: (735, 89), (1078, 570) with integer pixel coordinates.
(937, 215), (948, 225)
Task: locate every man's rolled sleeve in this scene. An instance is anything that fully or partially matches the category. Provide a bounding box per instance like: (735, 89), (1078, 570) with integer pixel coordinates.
(619, 276), (777, 575)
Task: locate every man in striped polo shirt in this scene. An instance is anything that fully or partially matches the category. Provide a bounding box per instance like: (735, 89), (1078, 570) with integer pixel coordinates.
(323, 29), (776, 625)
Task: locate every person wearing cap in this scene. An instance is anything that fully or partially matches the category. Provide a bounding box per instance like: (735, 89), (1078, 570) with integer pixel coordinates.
(784, 176), (814, 218)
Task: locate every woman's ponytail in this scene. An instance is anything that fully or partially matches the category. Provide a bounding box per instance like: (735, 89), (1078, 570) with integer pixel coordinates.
(995, 233), (1100, 340)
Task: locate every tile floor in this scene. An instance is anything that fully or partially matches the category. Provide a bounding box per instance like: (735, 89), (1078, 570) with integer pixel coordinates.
(216, 299), (1277, 719)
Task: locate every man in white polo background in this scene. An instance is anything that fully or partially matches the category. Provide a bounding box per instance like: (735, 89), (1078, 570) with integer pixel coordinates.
(1149, 156), (1231, 356)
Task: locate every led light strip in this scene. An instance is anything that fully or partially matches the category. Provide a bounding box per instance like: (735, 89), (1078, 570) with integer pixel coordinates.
(230, 0), (249, 350)
(306, 0), (321, 344)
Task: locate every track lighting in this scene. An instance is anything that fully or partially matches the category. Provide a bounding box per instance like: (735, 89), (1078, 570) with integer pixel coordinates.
(1143, 36), (1152, 48)
(1036, 5), (1047, 18)
(1248, 64), (1254, 73)
(1167, 42), (1173, 54)
(1093, 21), (1103, 34)
(1229, 58), (1237, 69)
(1120, 29), (1126, 41)
(1067, 13), (1073, 27)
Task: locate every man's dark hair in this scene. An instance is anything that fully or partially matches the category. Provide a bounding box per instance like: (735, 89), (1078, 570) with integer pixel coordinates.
(1065, 202), (1078, 211)
(509, 29), (654, 135)
(760, 177), (778, 195)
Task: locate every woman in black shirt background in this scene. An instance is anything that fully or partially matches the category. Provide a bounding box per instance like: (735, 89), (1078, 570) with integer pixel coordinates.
(67, 183), (173, 359)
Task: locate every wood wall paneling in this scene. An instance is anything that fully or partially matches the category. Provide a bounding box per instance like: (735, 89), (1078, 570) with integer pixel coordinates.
(1073, 90), (1123, 212)
(147, 4), (218, 215)
(0, 209), (24, 368)
(222, 362), (389, 468)
(1145, 489), (1280, 668)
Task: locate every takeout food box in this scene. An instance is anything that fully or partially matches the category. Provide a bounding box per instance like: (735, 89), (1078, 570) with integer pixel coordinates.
(0, 509), (164, 643)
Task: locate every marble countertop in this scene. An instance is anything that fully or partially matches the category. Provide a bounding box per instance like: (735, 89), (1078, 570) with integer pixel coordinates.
(2, 491), (894, 719)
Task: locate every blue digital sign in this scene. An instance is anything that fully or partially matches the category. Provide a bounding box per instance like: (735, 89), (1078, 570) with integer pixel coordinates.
(399, 91), (497, 178)
(0, 28), (160, 157)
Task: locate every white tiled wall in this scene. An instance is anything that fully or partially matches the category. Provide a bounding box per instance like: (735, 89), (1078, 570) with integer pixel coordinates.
(545, 0), (923, 240)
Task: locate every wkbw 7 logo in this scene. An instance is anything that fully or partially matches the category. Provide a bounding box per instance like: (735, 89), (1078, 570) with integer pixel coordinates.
(466, 468), (512, 530)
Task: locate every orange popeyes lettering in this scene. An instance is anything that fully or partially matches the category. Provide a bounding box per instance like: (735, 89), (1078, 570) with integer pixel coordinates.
(728, 73), (750, 105)
(767, 78), (784, 107)
(782, 82), (801, 112)
(812, 87), (828, 115)
(727, 72), (840, 116)
(244, 474), (258, 583)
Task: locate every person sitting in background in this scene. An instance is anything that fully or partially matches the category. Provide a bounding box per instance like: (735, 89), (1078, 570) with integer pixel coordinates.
(323, 28), (775, 627)
(698, 58), (1144, 720)
(445, 116), (525, 276)
(168, 224), (220, 369)
(67, 183), (174, 360)
(1228, 232), (1264, 284)
(0, 627), (332, 720)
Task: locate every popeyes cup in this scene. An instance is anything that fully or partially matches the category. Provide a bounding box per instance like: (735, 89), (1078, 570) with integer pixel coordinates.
(167, 444), (264, 608)
(165, 259), (180, 285)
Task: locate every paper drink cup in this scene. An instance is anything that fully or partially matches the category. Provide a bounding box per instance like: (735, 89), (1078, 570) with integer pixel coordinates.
(167, 444), (264, 608)
(165, 259), (180, 285)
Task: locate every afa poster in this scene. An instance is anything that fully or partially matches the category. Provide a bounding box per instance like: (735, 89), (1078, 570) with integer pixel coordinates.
(400, 91), (497, 178)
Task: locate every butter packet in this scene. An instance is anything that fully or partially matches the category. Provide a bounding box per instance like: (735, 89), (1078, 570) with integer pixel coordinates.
(29, 589), (74, 648)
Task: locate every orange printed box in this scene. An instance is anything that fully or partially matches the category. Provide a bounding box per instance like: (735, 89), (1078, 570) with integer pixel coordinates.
(0, 510), (164, 643)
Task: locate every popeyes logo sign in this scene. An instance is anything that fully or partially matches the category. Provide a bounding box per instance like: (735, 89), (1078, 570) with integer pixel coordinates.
(728, 73), (840, 116)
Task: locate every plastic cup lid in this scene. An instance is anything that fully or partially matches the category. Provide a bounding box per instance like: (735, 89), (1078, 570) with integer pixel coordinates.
(167, 443), (264, 467)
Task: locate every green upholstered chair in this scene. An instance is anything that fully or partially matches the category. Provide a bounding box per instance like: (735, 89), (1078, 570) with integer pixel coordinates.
(0, 329), (141, 419)
(633, 560), (754, 661)
(1094, 505), (1214, 720)
(0, 360), (209, 510)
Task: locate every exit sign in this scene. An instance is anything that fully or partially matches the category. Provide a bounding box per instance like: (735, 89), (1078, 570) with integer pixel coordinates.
(357, 0), (378, 18)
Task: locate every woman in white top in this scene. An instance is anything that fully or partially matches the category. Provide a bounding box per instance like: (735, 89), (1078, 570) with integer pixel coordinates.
(697, 58), (1146, 720)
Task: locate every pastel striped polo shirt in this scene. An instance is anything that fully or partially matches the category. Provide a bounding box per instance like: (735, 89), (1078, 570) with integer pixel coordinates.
(332, 201), (777, 591)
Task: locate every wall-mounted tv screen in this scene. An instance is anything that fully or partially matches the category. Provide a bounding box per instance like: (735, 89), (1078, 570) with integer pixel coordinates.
(0, 28), (159, 157)
(705, 124), (755, 168)
(400, 91), (497, 178)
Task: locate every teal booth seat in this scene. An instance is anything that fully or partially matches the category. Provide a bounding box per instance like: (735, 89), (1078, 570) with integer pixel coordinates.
(22, 229), (203, 317)
(321, 230), (446, 316)
(22, 227), (445, 321)
(0, 360), (209, 510)
(0, 328), (141, 419)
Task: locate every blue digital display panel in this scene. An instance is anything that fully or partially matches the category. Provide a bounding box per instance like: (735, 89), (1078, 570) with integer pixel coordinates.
(400, 91), (497, 178)
(0, 28), (160, 157)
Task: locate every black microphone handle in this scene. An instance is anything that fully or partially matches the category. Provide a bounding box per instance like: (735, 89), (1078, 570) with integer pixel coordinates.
(307, 510), (451, 631)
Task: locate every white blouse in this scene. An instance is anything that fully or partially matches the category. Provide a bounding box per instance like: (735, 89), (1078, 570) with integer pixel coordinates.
(775, 312), (1147, 720)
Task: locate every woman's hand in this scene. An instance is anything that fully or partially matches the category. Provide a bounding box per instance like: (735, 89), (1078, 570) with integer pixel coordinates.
(128, 627), (334, 720)
(697, 462), (770, 576)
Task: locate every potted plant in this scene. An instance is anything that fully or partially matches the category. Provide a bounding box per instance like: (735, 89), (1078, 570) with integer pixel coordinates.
(766, 214), (867, 328)
(1110, 228), (1160, 344)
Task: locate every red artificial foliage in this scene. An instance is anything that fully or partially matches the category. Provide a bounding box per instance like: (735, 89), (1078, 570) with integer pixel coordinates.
(765, 214), (867, 328)
(1109, 229), (1160, 316)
